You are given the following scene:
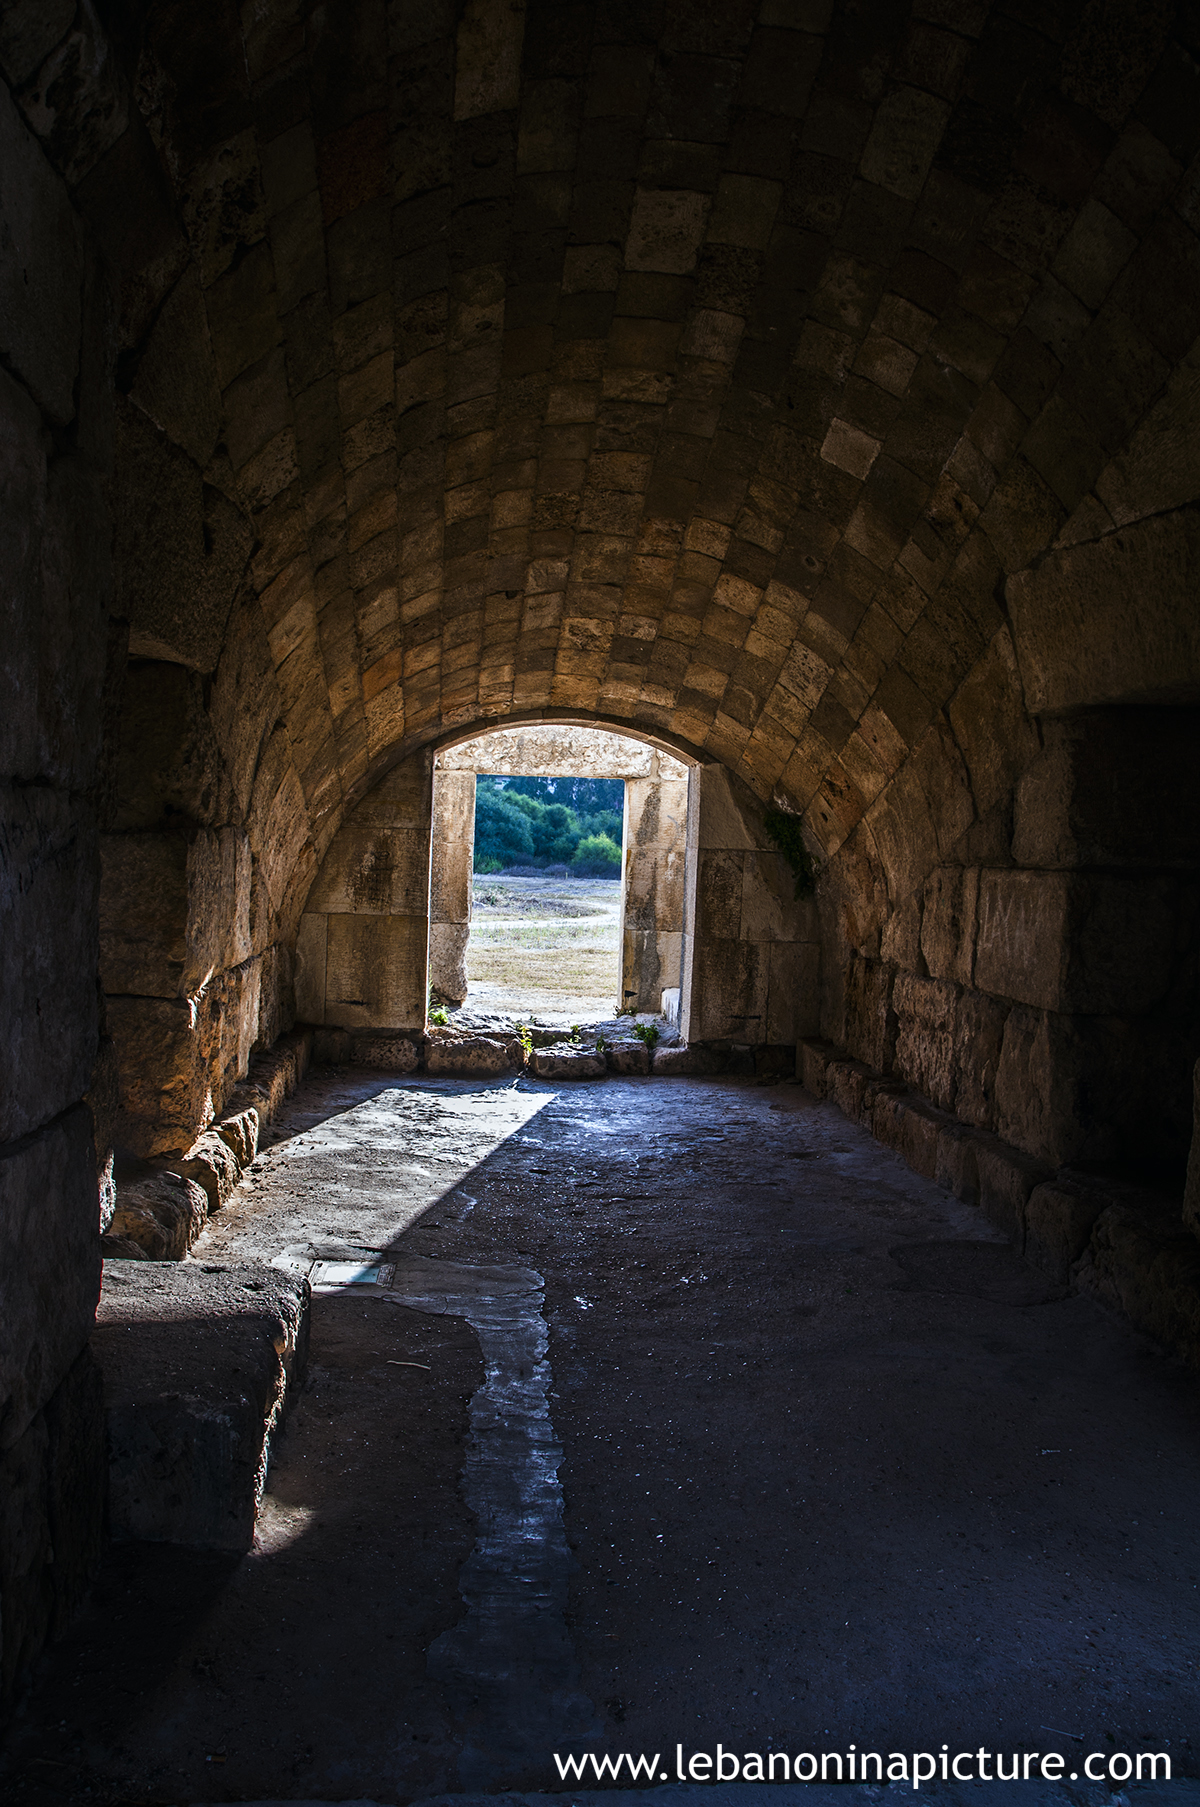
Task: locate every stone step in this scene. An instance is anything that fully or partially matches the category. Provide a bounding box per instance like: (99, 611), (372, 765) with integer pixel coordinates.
(93, 1261), (310, 1550)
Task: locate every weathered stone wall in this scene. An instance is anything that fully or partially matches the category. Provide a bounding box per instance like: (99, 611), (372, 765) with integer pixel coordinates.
(815, 676), (1200, 1174)
(98, 652), (312, 1157)
(295, 750), (434, 1032)
(682, 766), (821, 1048)
(0, 67), (110, 1706)
(619, 757), (689, 1013)
(4, 0), (1200, 1713)
(428, 768), (477, 1004)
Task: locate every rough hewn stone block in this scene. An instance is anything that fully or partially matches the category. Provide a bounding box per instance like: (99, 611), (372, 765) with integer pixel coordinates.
(971, 1133), (1051, 1241)
(530, 1045), (606, 1079)
(108, 1172), (208, 1260)
(1024, 1181), (1106, 1287)
(95, 1261), (310, 1549)
(0, 1108), (102, 1445)
(350, 1034), (421, 1072)
(797, 1037), (835, 1097)
(0, 783), (99, 1143)
(1076, 1205), (1200, 1367)
(179, 1131), (242, 1212)
(0, 80), (83, 422)
(651, 1044), (727, 1075)
(215, 1108), (260, 1170)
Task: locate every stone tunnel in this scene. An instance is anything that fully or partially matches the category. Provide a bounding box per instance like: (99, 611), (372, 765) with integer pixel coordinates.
(2, 0), (1200, 1783)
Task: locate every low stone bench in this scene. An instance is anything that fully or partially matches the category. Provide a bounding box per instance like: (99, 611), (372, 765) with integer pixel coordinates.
(93, 1261), (310, 1550)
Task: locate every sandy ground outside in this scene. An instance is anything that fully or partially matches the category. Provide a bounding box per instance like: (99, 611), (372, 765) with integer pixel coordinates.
(463, 874), (622, 1023)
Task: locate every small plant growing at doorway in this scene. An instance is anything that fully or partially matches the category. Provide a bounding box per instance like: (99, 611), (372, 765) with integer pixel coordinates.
(632, 1021), (660, 1049)
(429, 1006), (449, 1027)
(763, 804), (818, 899)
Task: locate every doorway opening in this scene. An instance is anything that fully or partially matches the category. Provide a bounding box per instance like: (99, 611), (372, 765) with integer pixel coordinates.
(427, 725), (692, 1043)
(467, 772), (625, 1023)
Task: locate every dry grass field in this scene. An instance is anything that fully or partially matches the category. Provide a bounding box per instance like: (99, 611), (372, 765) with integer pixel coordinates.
(464, 874), (620, 1017)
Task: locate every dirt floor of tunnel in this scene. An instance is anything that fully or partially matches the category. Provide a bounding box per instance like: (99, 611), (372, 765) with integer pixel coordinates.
(3, 1071), (1200, 1803)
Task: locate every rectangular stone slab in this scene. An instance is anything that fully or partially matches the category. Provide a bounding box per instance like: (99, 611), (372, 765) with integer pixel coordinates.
(93, 1261), (310, 1550)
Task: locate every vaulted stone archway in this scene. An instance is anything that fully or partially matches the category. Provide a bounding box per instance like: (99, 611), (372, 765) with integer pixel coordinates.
(3, 0), (1200, 1709)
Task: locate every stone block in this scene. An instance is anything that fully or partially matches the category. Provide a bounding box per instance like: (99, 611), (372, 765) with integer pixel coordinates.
(688, 937), (769, 1045)
(624, 188), (710, 274)
(114, 400), (252, 674)
(179, 1130), (242, 1212)
(215, 1108), (260, 1170)
(307, 822), (433, 915)
(1013, 709), (1200, 871)
(0, 1107), (101, 1449)
(428, 921), (470, 1005)
(767, 939), (820, 1043)
(798, 1037), (836, 1097)
(695, 848), (744, 940)
(892, 971), (959, 1112)
(350, 1034), (421, 1072)
(312, 1027), (353, 1064)
(826, 1058), (876, 1124)
(920, 866), (978, 985)
(127, 267), (222, 467)
(1023, 1181), (1107, 1287)
(109, 1172), (208, 1260)
(530, 1046), (607, 1079)
(872, 1091), (943, 1180)
(106, 994), (210, 1158)
(1076, 1205), (1200, 1367)
(1007, 505), (1200, 714)
(99, 830), (187, 996)
(0, 79), (83, 422)
(0, 783), (99, 1144)
(952, 989), (1008, 1130)
(324, 912), (428, 1031)
(425, 1034), (513, 1077)
(934, 1121), (979, 1202)
(971, 1133), (1051, 1242)
(842, 954), (896, 1073)
(0, 1346), (104, 1709)
(605, 1041), (651, 1076)
(975, 870), (1071, 1010)
(94, 1261), (310, 1549)
(294, 911), (327, 1021)
(880, 891), (922, 968)
(651, 1044), (727, 1075)
(946, 625), (1038, 819)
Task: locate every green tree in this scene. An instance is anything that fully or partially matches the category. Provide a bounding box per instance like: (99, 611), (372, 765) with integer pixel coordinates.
(473, 780), (534, 870)
(570, 832), (622, 876)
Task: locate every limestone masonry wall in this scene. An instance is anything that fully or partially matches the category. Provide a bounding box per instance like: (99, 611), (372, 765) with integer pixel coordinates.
(3, 0), (1200, 1716)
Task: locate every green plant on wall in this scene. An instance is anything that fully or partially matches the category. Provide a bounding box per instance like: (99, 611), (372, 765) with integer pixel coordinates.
(763, 805), (818, 900)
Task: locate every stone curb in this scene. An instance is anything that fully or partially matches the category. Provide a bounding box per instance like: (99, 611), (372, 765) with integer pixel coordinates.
(799, 1036), (1200, 1367)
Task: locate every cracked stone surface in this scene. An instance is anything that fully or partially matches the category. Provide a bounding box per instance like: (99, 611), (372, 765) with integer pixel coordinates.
(2, 1069), (1199, 1804)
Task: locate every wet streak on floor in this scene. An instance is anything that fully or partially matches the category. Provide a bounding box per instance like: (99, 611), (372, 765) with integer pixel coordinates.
(2, 1072), (1198, 1804)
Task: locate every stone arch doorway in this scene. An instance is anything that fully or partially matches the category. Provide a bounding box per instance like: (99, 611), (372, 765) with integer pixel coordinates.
(429, 722), (691, 1021)
(293, 714), (822, 1061)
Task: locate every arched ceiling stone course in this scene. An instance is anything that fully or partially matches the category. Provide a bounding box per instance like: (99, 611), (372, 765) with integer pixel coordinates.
(14, 0), (1200, 893)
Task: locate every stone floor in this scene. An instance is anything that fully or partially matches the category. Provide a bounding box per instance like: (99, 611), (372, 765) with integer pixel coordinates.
(2, 1072), (1198, 1804)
